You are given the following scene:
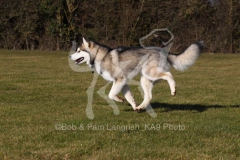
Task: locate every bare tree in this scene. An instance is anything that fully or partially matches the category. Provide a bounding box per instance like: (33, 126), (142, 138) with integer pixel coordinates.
(0, 0), (239, 52)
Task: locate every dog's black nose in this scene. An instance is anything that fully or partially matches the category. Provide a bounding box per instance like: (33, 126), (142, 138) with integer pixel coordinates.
(69, 55), (71, 59)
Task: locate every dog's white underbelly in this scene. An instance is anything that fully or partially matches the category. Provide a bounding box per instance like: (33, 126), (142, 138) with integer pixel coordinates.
(101, 71), (114, 81)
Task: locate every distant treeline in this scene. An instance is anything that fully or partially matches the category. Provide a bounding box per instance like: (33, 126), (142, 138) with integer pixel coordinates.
(0, 0), (239, 53)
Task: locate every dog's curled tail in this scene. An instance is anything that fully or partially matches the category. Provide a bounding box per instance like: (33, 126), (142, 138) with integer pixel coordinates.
(167, 41), (203, 71)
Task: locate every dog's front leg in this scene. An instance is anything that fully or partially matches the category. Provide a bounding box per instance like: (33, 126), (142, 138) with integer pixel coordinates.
(108, 78), (126, 102)
(135, 76), (153, 112)
(121, 84), (137, 110)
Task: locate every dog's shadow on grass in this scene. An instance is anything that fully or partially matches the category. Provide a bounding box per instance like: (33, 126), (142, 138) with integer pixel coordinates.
(125, 103), (239, 113)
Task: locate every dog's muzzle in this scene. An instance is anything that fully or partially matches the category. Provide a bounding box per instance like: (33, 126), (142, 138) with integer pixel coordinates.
(70, 55), (84, 65)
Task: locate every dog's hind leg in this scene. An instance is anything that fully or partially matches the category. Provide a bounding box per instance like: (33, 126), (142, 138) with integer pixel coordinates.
(143, 68), (176, 96)
(121, 84), (137, 110)
(135, 76), (153, 111)
(159, 72), (176, 96)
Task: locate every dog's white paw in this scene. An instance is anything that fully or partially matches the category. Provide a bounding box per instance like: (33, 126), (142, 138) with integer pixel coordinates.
(134, 105), (146, 113)
(171, 90), (176, 96)
(115, 96), (125, 102)
(134, 108), (146, 113)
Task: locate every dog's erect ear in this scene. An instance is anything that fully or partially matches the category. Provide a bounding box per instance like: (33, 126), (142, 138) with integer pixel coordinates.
(82, 37), (89, 48)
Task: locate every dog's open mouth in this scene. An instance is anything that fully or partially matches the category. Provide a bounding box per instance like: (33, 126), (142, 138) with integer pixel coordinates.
(75, 57), (84, 65)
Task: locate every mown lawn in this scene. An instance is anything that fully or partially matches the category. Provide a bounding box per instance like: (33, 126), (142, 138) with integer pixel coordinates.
(0, 50), (239, 159)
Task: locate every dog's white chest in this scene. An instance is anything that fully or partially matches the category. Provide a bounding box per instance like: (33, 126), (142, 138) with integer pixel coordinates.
(95, 62), (101, 74)
(101, 71), (114, 81)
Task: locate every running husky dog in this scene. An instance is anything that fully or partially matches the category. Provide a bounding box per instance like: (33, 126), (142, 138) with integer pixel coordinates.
(70, 38), (203, 112)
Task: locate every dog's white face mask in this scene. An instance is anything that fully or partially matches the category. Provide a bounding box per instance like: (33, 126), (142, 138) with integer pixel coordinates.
(70, 48), (91, 66)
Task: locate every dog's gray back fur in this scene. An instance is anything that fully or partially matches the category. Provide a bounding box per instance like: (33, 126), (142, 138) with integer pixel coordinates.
(98, 46), (170, 80)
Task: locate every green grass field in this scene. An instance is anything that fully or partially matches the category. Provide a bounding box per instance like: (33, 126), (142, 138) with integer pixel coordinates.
(0, 50), (240, 159)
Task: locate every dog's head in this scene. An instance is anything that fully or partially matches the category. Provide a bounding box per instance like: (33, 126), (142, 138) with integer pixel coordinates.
(80, 37), (112, 58)
(70, 47), (91, 66)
